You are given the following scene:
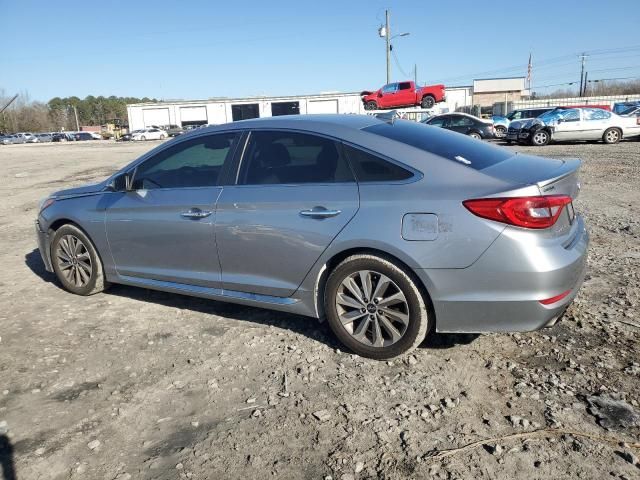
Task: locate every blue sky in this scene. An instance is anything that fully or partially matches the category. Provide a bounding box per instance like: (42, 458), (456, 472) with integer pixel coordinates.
(2, 0), (639, 101)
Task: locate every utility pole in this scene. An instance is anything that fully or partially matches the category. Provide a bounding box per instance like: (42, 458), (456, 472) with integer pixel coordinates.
(582, 71), (588, 96)
(579, 53), (588, 97)
(385, 9), (391, 84)
(414, 64), (418, 85)
(73, 105), (80, 131)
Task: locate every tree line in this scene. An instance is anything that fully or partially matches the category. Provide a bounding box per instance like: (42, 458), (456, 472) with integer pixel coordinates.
(537, 79), (640, 99)
(0, 90), (157, 134)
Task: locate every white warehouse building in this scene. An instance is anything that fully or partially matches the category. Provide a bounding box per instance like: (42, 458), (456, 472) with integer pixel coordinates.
(126, 86), (474, 130)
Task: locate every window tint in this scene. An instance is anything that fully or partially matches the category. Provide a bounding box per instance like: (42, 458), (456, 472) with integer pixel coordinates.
(364, 121), (513, 171)
(382, 83), (398, 93)
(343, 144), (413, 182)
(508, 111), (522, 120)
(584, 108), (611, 121)
(132, 133), (239, 189)
(560, 109), (580, 122)
(427, 116), (446, 127)
(449, 115), (473, 127)
(239, 131), (354, 185)
(398, 82), (411, 90)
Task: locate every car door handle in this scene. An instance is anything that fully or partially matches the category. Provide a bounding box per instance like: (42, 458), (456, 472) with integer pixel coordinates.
(181, 208), (212, 219)
(299, 208), (341, 219)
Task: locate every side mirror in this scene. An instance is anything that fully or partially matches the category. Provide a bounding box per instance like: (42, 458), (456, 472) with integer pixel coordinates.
(557, 119), (564, 124)
(109, 172), (132, 192)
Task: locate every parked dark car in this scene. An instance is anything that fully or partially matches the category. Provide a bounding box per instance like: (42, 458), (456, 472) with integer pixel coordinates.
(422, 113), (495, 139)
(52, 133), (74, 142)
(73, 132), (96, 141)
(161, 124), (184, 137)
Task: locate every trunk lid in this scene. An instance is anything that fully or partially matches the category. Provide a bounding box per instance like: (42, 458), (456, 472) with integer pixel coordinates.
(481, 154), (580, 198)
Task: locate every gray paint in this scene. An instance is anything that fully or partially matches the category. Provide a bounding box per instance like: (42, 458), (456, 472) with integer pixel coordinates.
(36, 114), (589, 333)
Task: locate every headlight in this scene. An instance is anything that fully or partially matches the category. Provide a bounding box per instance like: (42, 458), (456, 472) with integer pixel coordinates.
(39, 196), (56, 212)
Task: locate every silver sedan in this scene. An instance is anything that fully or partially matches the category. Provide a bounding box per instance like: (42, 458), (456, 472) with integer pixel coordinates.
(35, 115), (588, 359)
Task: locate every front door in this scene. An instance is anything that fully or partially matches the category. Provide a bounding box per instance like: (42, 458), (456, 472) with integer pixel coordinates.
(378, 83), (399, 108)
(552, 108), (583, 141)
(105, 132), (241, 287)
(216, 130), (359, 297)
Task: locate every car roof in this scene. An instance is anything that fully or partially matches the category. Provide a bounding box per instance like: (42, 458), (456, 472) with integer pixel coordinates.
(197, 114), (382, 133)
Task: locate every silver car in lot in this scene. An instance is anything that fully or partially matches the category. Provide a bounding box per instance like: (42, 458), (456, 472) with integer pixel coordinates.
(35, 115), (588, 359)
(508, 107), (640, 146)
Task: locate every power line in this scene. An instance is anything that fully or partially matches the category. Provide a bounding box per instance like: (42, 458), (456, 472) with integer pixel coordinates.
(391, 50), (411, 79)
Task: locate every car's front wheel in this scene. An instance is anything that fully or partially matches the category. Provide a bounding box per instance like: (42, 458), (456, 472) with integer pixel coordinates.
(324, 254), (430, 360)
(495, 125), (506, 137)
(365, 101), (378, 110)
(531, 130), (550, 146)
(51, 224), (109, 296)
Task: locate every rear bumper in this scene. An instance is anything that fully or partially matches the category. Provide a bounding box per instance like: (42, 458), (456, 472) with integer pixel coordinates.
(35, 219), (53, 272)
(417, 215), (589, 333)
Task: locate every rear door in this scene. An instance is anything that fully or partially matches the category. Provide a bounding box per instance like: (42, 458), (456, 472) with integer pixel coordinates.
(215, 130), (359, 297)
(447, 115), (473, 135)
(396, 82), (414, 106)
(105, 132), (240, 287)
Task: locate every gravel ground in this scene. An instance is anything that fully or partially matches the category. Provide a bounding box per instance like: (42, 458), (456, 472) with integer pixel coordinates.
(0, 138), (639, 480)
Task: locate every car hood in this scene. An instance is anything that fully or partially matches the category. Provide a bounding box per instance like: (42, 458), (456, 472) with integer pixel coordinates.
(508, 119), (536, 129)
(53, 180), (109, 198)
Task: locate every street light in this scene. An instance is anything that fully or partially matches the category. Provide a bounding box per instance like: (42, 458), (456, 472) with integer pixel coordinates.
(380, 10), (410, 84)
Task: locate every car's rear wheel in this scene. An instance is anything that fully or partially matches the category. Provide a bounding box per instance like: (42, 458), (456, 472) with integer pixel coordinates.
(140, 135), (146, 141)
(324, 254), (430, 360)
(531, 130), (550, 146)
(469, 132), (482, 140)
(51, 224), (109, 296)
(365, 101), (378, 110)
(603, 128), (621, 144)
(160, 134), (166, 140)
(421, 95), (435, 109)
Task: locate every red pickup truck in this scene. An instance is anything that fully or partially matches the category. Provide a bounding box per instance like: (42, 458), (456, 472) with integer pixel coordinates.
(361, 81), (446, 110)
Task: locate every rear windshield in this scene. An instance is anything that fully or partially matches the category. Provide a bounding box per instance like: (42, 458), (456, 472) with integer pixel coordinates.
(363, 121), (513, 170)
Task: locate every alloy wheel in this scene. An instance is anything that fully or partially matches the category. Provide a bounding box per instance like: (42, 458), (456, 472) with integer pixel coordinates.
(533, 131), (548, 145)
(55, 234), (93, 287)
(335, 270), (410, 348)
(605, 130), (619, 143)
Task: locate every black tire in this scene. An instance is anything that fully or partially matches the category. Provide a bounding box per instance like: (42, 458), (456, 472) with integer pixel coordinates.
(468, 131), (482, 140)
(530, 129), (550, 146)
(324, 254), (430, 360)
(602, 127), (621, 144)
(365, 101), (378, 110)
(50, 224), (109, 296)
(421, 95), (435, 109)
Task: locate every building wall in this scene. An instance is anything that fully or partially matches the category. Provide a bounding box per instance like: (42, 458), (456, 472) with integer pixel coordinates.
(126, 87), (475, 130)
(473, 91), (524, 107)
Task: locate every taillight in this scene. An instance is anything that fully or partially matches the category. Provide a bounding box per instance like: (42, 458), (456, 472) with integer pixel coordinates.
(463, 195), (572, 229)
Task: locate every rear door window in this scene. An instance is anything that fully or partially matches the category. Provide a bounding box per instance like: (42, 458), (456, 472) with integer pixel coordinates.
(239, 131), (354, 185)
(364, 121), (513, 170)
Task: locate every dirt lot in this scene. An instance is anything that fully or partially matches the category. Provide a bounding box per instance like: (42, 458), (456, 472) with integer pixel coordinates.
(0, 138), (639, 480)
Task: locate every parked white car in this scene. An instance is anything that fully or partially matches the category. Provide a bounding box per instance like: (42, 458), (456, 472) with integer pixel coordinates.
(131, 128), (167, 141)
(513, 107), (640, 146)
